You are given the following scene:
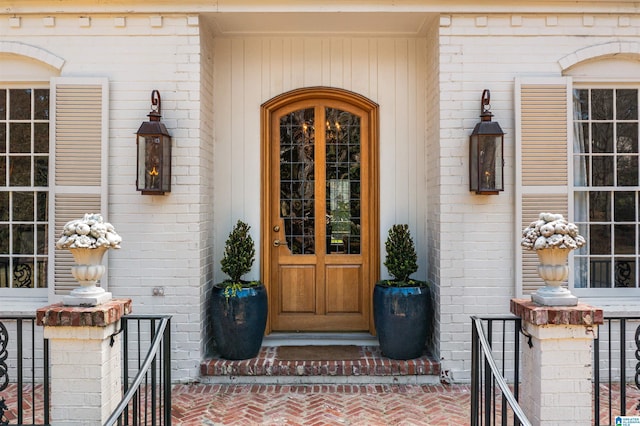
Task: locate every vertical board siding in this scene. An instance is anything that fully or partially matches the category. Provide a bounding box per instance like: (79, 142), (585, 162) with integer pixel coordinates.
(213, 36), (427, 282)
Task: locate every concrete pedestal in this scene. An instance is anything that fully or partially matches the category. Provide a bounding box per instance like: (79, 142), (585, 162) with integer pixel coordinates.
(511, 299), (603, 425)
(36, 299), (132, 425)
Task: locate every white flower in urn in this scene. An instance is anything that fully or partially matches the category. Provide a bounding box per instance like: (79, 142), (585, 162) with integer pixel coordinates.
(56, 213), (122, 250)
(521, 212), (585, 251)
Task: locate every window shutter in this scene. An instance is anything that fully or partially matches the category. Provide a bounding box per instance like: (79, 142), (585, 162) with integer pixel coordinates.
(515, 77), (571, 296)
(49, 77), (109, 299)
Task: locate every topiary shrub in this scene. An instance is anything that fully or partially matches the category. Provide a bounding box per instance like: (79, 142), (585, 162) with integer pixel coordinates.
(382, 224), (420, 286)
(220, 220), (259, 297)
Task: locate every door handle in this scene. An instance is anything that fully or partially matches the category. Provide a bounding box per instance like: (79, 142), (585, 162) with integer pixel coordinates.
(273, 239), (281, 247)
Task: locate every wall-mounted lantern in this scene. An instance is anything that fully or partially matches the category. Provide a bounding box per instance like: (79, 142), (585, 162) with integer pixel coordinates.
(136, 90), (171, 195)
(469, 90), (504, 195)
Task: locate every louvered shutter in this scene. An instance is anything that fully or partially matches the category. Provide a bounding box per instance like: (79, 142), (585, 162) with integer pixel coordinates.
(515, 77), (571, 296)
(49, 77), (108, 299)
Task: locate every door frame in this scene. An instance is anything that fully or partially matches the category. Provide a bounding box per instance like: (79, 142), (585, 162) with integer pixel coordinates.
(260, 86), (380, 334)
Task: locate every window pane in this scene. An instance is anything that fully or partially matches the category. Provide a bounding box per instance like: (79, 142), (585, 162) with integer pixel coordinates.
(34, 156), (48, 187)
(614, 191), (635, 221)
(574, 256), (588, 288)
(592, 89), (613, 120)
(574, 89), (589, 120)
(0, 123), (5, 153)
(617, 123), (638, 153)
(0, 225), (8, 253)
(10, 123), (31, 153)
(617, 156), (639, 186)
(0, 192), (7, 221)
(37, 224), (47, 255)
(617, 89), (638, 120)
(574, 155), (589, 186)
(0, 90), (5, 120)
(34, 123), (48, 153)
(589, 191), (610, 221)
(13, 224), (34, 254)
(615, 259), (635, 288)
(36, 192), (47, 221)
(9, 156), (31, 186)
(592, 156), (614, 186)
(592, 123), (613, 153)
(13, 192), (33, 221)
(590, 258), (611, 288)
(34, 89), (49, 120)
(574, 192), (588, 222)
(590, 224), (611, 254)
(614, 224), (635, 254)
(0, 156), (5, 187)
(36, 259), (47, 288)
(13, 260), (33, 288)
(9, 89), (31, 120)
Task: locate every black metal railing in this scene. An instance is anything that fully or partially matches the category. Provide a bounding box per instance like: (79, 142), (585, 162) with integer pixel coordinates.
(593, 316), (640, 426)
(0, 315), (49, 426)
(470, 315), (530, 426)
(104, 314), (172, 426)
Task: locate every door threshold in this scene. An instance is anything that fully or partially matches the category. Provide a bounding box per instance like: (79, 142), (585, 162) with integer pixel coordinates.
(263, 332), (378, 347)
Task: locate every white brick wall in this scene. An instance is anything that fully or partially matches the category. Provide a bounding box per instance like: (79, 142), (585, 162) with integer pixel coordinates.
(436, 13), (640, 381)
(520, 323), (595, 423)
(0, 13), (206, 382)
(45, 323), (122, 424)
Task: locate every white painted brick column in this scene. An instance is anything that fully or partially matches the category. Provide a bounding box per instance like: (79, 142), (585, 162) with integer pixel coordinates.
(36, 299), (132, 425)
(511, 299), (602, 426)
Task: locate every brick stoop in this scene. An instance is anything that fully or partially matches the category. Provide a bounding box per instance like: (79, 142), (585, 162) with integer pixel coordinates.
(200, 346), (441, 385)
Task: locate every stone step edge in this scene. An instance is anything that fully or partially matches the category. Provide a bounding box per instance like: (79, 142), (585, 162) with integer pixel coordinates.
(199, 374), (443, 386)
(200, 357), (440, 377)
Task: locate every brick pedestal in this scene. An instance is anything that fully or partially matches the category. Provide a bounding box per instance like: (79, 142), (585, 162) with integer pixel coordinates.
(36, 299), (132, 425)
(511, 299), (603, 425)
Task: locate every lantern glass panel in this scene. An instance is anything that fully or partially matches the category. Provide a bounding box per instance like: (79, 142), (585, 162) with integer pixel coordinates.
(138, 134), (163, 192)
(478, 134), (503, 192)
(161, 134), (171, 190)
(470, 134), (479, 191)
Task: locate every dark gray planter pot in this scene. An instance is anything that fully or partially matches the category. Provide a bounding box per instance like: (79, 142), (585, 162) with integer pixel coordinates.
(373, 282), (431, 360)
(210, 283), (268, 360)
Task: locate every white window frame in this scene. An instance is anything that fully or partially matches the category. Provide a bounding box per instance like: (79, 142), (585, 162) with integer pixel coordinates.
(571, 81), (640, 299)
(0, 83), (51, 302)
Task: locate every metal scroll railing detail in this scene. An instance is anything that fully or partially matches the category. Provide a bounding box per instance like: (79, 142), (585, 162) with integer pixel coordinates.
(0, 316), (49, 426)
(0, 321), (8, 391)
(0, 321), (7, 426)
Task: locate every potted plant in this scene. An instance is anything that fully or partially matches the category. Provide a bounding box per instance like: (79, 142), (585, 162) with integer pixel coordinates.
(373, 224), (431, 360)
(210, 220), (268, 360)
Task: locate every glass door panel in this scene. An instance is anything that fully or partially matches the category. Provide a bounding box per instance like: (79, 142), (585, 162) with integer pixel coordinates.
(325, 108), (361, 254)
(280, 108), (315, 254)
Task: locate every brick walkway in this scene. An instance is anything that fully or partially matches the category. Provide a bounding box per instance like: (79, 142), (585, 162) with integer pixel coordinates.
(171, 383), (471, 425)
(3, 382), (640, 424)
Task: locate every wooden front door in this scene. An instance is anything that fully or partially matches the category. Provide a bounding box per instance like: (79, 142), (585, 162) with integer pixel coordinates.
(261, 88), (379, 332)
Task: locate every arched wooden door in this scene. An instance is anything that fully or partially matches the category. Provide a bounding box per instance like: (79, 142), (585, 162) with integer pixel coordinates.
(261, 88), (379, 332)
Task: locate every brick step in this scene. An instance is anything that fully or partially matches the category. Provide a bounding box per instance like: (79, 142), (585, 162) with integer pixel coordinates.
(200, 346), (441, 385)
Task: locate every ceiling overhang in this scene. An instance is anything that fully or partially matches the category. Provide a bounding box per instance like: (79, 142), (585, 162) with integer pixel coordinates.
(206, 12), (432, 36)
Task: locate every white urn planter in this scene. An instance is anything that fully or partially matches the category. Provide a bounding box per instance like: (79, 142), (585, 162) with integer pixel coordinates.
(66, 246), (111, 306)
(531, 247), (577, 306)
(56, 213), (122, 307)
(521, 212), (585, 307)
